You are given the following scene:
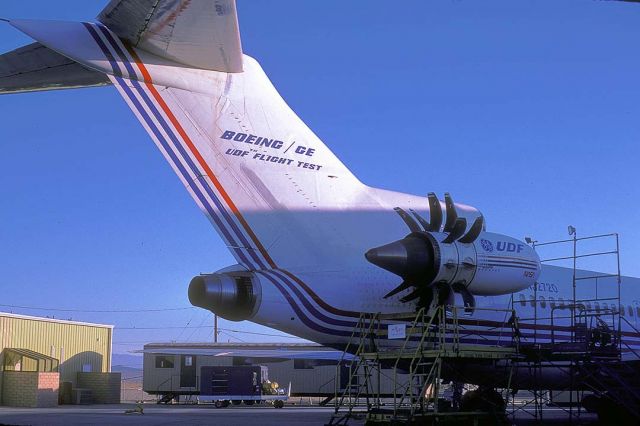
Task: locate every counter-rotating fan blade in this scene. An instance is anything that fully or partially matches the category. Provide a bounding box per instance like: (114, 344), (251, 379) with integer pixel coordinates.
(427, 192), (443, 231)
(400, 286), (422, 303)
(452, 282), (476, 314)
(458, 215), (484, 244)
(443, 193), (458, 232)
(393, 207), (421, 233)
(442, 218), (467, 244)
(435, 282), (455, 307)
(400, 285), (436, 311)
(409, 209), (431, 232)
(383, 280), (413, 299)
(401, 282), (454, 310)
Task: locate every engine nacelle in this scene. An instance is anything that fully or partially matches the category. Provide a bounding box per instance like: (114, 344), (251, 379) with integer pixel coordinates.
(188, 272), (261, 321)
(459, 232), (540, 295)
(366, 231), (540, 297)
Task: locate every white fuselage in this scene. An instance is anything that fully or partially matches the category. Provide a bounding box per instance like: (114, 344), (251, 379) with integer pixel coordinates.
(5, 15), (640, 364)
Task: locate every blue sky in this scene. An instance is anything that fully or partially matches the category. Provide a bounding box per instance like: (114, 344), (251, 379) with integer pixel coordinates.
(1, 1), (639, 355)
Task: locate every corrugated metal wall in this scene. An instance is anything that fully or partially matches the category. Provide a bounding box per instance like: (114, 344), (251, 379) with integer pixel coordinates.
(0, 314), (112, 384)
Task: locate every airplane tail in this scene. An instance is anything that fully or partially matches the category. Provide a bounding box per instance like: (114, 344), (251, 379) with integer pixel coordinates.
(99, 31), (367, 272)
(2, 11), (387, 272)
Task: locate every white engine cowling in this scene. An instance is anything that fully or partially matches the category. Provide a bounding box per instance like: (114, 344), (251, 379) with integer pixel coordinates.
(430, 231), (540, 296)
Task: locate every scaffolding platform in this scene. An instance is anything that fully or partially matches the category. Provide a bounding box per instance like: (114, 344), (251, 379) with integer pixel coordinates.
(327, 305), (520, 425)
(326, 231), (640, 425)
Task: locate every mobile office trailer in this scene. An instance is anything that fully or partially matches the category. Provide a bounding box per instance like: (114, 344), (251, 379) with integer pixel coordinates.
(143, 343), (346, 399)
(142, 343), (410, 400)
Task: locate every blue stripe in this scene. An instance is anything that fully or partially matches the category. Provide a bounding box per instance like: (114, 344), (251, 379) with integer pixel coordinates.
(485, 260), (539, 267)
(94, 23), (268, 270)
(82, 24), (123, 79)
(90, 22), (351, 327)
(267, 270), (357, 328)
(81, 25), (640, 347)
(83, 23), (252, 267)
(256, 271), (354, 337)
(484, 263), (538, 271)
(116, 78), (251, 264)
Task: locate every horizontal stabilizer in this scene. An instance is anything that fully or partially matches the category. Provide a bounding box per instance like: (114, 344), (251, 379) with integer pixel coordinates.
(98, 0), (243, 72)
(0, 42), (111, 95)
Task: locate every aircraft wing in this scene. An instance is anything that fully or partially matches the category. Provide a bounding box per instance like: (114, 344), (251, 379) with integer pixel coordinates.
(0, 42), (110, 95)
(98, 0), (243, 72)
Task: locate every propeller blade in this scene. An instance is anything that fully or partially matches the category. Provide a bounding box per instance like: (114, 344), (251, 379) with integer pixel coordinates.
(435, 282), (453, 306)
(400, 287), (423, 303)
(452, 282), (476, 314)
(446, 287), (455, 308)
(443, 193), (458, 232)
(427, 192), (442, 231)
(417, 286), (435, 311)
(442, 218), (467, 243)
(458, 215), (484, 244)
(409, 209), (431, 232)
(384, 280), (414, 299)
(393, 207), (421, 233)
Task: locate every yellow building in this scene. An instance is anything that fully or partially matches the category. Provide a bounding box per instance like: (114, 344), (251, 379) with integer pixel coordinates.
(0, 312), (116, 406)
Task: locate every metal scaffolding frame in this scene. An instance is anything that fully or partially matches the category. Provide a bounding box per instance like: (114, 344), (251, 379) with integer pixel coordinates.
(326, 230), (640, 425)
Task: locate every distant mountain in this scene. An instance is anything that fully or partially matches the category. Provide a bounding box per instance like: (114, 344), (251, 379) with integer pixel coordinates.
(112, 353), (143, 369)
(112, 365), (143, 380)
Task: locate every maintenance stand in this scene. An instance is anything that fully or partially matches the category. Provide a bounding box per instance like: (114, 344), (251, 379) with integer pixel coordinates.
(326, 231), (640, 425)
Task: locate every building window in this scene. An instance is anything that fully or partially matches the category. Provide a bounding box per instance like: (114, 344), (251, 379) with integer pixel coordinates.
(185, 356), (193, 367)
(529, 295), (535, 308)
(519, 294), (526, 307)
(629, 306), (634, 317)
(155, 356), (174, 369)
(539, 296), (546, 309)
(549, 297), (556, 309)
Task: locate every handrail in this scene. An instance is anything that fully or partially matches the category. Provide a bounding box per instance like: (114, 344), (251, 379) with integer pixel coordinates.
(393, 306), (442, 418)
(619, 316), (640, 361)
(334, 312), (380, 416)
(535, 232), (618, 247)
(334, 312), (366, 413)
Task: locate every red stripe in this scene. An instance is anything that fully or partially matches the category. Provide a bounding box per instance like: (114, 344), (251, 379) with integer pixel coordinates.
(125, 45), (276, 269)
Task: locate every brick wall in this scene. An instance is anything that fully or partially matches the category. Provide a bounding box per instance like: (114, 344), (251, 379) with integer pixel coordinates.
(77, 372), (121, 404)
(1, 372), (59, 407)
(36, 372), (59, 407)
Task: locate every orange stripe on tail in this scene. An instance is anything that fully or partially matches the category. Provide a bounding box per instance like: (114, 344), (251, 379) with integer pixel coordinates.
(125, 45), (276, 269)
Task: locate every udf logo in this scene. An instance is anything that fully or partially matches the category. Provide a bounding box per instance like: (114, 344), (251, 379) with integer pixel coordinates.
(480, 239), (494, 252)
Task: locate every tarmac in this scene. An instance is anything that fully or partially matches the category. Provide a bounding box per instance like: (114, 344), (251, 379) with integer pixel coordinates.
(0, 404), (599, 426)
(2, 405), (345, 426)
